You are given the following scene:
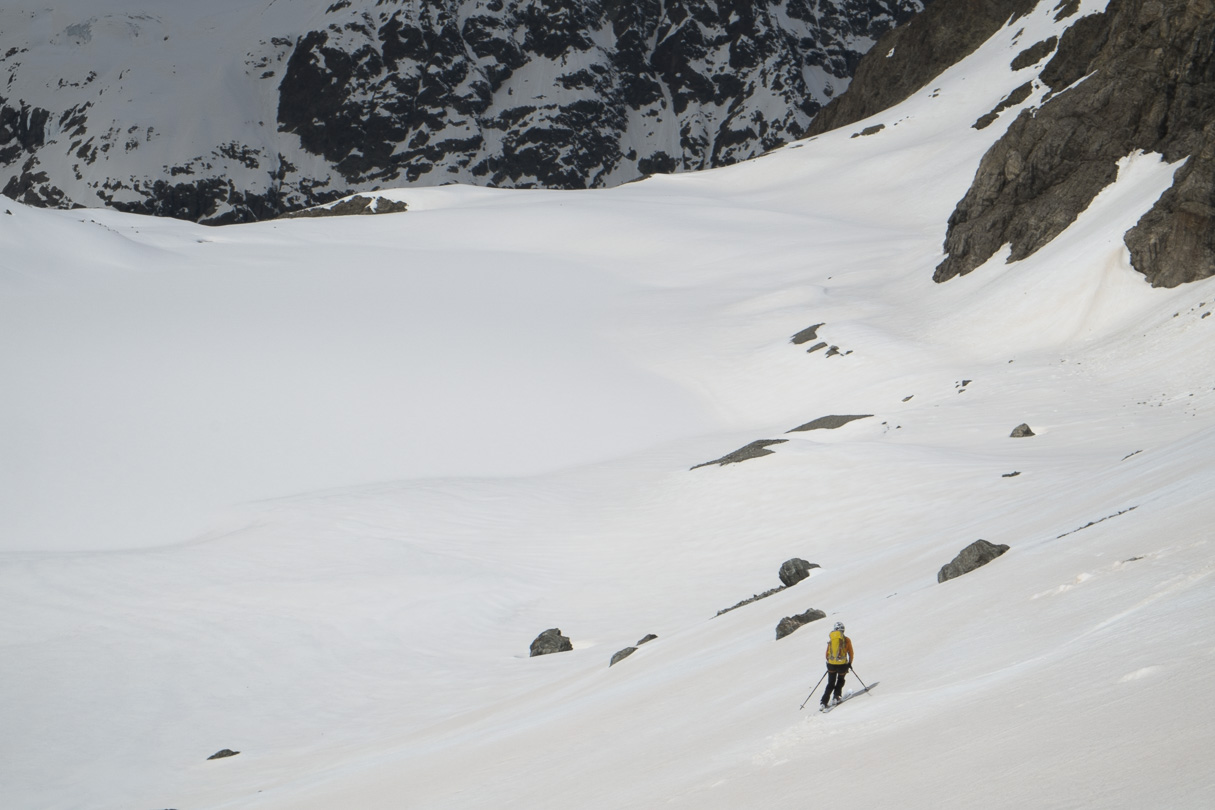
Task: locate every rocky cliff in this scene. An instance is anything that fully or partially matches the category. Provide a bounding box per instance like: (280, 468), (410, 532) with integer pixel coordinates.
(937, 0), (1215, 287)
(807, 0), (1215, 287)
(0, 0), (923, 223)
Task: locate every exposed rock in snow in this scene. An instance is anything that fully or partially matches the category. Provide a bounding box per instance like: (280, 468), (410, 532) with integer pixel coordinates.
(691, 438), (787, 469)
(788, 414), (872, 432)
(280, 194), (408, 218)
(206, 749), (240, 760)
(1010, 423), (1035, 438)
(938, 539), (1010, 583)
(609, 647), (636, 666)
(529, 628), (573, 657)
(775, 608), (826, 639)
(778, 558), (820, 587)
(790, 323), (825, 344)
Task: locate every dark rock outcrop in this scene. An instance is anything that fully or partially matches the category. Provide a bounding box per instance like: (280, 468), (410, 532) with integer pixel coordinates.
(775, 608), (827, 639)
(207, 749), (240, 760)
(788, 414), (873, 432)
(791, 323), (825, 344)
(529, 628), (573, 657)
(938, 539), (1010, 582)
(280, 194), (408, 218)
(807, 0), (1037, 137)
(1010, 422), (1035, 437)
(636, 633), (658, 646)
(692, 439), (787, 469)
(936, 0), (1215, 287)
(0, 0), (928, 222)
(973, 81), (1033, 130)
(778, 558), (821, 586)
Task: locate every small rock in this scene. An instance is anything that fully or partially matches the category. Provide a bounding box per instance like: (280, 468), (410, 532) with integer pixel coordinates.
(636, 634), (658, 646)
(1010, 423), (1035, 438)
(609, 647), (637, 666)
(790, 323), (825, 345)
(775, 609), (827, 640)
(1002, 471), (1021, 478)
(778, 558), (820, 587)
(938, 540), (1010, 583)
(207, 749), (239, 760)
(529, 628), (573, 657)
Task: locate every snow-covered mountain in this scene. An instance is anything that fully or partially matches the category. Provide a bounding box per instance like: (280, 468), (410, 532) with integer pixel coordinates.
(0, 0), (922, 222)
(2, 0), (1214, 808)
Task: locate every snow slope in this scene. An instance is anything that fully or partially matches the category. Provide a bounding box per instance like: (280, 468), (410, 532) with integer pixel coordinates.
(2, 1), (1214, 808)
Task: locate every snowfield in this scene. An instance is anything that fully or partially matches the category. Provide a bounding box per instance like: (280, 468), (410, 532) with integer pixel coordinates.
(2, 2), (1213, 808)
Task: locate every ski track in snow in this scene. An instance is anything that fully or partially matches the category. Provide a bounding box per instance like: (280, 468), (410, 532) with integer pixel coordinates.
(3, 1), (1215, 808)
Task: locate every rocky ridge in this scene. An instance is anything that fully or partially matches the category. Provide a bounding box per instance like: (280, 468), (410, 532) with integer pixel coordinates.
(807, 0), (1215, 288)
(0, 0), (924, 223)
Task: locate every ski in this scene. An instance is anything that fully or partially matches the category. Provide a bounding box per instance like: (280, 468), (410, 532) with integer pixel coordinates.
(819, 681), (879, 713)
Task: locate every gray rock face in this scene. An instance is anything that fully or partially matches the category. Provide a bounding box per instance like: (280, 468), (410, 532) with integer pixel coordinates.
(636, 633), (658, 646)
(1010, 423), (1035, 438)
(0, 0), (927, 223)
(807, 0), (1036, 137)
(938, 539), (1009, 583)
(207, 749), (240, 760)
(778, 558), (820, 587)
(529, 628), (573, 657)
(935, 0), (1215, 287)
(775, 608), (827, 639)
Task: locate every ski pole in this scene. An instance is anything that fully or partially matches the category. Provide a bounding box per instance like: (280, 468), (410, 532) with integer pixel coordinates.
(800, 671), (828, 710)
(849, 666), (874, 695)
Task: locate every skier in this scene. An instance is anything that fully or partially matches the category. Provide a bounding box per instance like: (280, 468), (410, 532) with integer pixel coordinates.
(820, 621), (854, 710)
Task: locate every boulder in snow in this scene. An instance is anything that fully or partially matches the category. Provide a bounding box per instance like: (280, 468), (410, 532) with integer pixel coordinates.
(1010, 423), (1035, 437)
(529, 628), (573, 657)
(207, 749), (239, 760)
(775, 609), (827, 640)
(609, 647), (637, 667)
(778, 558), (820, 587)
(938, 540), (1010, 583)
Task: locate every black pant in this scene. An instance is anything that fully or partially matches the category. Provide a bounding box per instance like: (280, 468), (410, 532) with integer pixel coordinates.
(821, 665), (848, 705)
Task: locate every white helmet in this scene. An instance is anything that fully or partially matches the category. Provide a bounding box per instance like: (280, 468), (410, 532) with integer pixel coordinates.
(833, 621), (845, 632)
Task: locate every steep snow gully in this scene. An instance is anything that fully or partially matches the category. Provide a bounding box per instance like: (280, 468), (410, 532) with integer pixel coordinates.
(2, 1), (1214, 809)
